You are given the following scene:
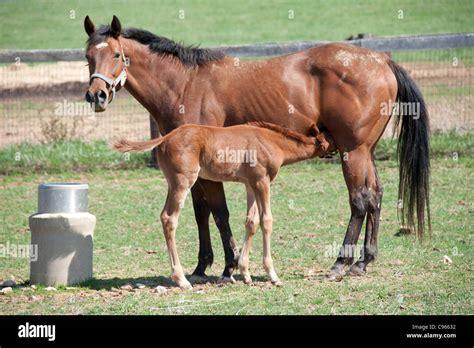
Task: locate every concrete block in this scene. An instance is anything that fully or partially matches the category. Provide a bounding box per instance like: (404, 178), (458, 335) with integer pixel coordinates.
(29, 213), (95, 286)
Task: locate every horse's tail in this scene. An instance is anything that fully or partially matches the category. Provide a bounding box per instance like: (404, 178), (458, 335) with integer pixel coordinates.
(388, 60), (431, 240)
(112, 137), (165, 153)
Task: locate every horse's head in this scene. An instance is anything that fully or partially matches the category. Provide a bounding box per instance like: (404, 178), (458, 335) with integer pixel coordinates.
(84, 15), (128, 112)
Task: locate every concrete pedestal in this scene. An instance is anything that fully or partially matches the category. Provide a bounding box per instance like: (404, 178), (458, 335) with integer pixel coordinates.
(29, 213), (96, 286)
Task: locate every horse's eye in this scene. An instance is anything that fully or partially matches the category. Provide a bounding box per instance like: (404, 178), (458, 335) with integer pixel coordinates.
(114, 52), (120, 59)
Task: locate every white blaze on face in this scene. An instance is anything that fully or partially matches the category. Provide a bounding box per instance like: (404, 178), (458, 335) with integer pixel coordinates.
(95, 42), (109, 50)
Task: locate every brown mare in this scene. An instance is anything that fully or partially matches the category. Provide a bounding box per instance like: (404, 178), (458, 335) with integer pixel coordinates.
(113, 122), (335, 288)
(84, 16), (430, 283)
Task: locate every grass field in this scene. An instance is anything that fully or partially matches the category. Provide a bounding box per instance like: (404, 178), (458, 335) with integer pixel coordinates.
(0, 0), (473, 49)
(0, 135), (472, 314)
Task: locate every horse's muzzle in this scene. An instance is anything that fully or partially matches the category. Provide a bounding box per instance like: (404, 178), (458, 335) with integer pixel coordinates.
(85, 90), (108, 112)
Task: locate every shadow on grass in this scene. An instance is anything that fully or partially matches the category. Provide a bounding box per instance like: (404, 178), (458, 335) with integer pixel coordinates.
(81, 276), (175, 290)
(80, 273), (272, 290)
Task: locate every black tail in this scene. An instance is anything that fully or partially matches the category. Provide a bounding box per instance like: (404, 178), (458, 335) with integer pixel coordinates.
(388, 60), (431, 240)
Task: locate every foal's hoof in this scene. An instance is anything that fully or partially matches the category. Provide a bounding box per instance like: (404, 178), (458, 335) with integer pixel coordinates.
(242, 275), (253, 285)
(217, 275), (236, 285)
(177, 279), (193, 290)
(189, 274), (209, 285)
(346, 263), (366, 277)
(271, 279), (283, 287)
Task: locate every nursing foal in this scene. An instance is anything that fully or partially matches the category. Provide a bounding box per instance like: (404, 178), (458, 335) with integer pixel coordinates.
(114, 122), (335, 289)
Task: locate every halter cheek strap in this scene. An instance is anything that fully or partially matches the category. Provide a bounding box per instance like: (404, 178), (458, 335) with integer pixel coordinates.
(90, 69), (127, 102)
(89, 40), (128, 103)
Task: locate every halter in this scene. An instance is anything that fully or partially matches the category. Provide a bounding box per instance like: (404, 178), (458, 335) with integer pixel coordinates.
(89, 39), (129, 102)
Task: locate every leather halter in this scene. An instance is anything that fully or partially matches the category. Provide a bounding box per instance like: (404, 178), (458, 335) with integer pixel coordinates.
(89, 39), (129, 102)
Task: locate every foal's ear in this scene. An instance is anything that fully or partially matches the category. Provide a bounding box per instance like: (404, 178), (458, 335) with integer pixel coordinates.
(84, 16), (96, 37)
(309, 124), (320, 136)
(110, 15), (122, 37)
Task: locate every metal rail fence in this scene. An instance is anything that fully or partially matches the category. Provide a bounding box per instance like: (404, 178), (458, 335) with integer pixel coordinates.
(0, 33), (473, 148)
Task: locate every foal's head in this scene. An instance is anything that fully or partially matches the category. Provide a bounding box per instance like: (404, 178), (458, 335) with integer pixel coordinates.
(84, 16), (128, 112)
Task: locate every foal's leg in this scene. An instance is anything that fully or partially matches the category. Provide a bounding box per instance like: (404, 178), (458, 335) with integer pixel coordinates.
(161, 178), (196, 289)
(253, 179), (281, 286)
(347, 156), (384, 275)
(238, 185), (259, 284)
(326, 146), (370, 281)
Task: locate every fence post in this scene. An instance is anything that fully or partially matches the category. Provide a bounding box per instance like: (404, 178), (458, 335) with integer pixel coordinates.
(148, 114), (160, 169)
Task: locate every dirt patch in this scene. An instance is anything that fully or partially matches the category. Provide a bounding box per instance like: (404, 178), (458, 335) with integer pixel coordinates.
(0, 82), (87, 99)
(1, 61), (88, 90)
(402, 61), (474, 81)
(0, 93), (150, 146)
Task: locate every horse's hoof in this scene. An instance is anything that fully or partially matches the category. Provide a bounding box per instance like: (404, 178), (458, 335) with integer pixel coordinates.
(326, 269), (345, 282)
(346, 263), (366, 277)
(217, 275), (236, 284)
(326, 273), (344, 282)
(326, 263), (347, 282)
(189, 274), (209, 284)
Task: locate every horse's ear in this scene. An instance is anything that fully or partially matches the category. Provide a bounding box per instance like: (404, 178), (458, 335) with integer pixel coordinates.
(84, 16), (95, 37)
(110, 15), (122, 37)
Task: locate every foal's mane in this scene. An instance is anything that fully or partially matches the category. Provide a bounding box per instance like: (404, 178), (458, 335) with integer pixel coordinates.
(248, 122), (315, 145)
(87, 25), (225, 66)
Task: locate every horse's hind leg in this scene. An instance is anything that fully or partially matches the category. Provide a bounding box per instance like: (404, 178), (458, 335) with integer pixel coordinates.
(327, 146), (370, 281)
(238, 185), (259, 284)
(347, 156), (383, 275)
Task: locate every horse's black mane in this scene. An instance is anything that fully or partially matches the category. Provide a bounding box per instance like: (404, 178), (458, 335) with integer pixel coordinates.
(87, 25), (225, 66)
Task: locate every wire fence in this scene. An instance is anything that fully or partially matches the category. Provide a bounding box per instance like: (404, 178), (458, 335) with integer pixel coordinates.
(0, 33), (473, 148)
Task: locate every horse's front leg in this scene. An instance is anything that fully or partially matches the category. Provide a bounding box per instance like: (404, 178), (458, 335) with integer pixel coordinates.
(199, 179), (239, 283)
(189, 181), (214, 283)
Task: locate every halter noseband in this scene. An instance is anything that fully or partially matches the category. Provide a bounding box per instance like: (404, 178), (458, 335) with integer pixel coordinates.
(89, 39), (129, 102)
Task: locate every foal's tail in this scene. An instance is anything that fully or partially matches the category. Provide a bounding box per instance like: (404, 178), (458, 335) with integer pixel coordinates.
(112, 137), (165, 153)
(388, 60), (431, 240)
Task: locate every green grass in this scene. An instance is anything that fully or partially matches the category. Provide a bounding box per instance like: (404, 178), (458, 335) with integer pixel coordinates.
(0, 134), (472, 314)
(374, 131), (474, 162)
(0, 140), (150, 175)
(423, 85), (474, 97)
(0, 0), (473, 49)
